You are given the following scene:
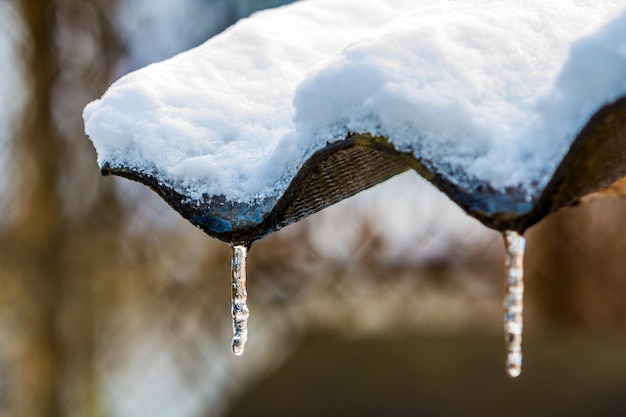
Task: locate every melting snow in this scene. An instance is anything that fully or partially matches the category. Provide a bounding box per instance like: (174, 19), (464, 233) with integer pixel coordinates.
(84, 0), (626, 204)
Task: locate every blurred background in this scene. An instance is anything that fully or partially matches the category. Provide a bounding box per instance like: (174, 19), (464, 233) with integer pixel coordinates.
(1, 1), (626, 416)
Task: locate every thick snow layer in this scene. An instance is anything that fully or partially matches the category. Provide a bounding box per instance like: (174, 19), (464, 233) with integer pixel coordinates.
(85, 0), (436, 202)
(296, 0), (626, 195)
(84, 0), (626, 205)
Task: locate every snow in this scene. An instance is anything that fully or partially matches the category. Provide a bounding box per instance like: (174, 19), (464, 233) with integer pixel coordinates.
(295, 0), (626, 195)
(84, 0), (626, 207)
(84, 0), (438, 203)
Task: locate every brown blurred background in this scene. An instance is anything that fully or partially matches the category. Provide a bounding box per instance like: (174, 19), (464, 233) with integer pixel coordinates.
(1, 1), (626, 416)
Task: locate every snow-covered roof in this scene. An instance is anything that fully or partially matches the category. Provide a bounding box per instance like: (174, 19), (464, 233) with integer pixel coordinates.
(84, 0), (626, 243)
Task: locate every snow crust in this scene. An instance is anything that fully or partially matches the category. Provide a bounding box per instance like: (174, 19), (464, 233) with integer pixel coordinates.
(84, 0), (626, 205)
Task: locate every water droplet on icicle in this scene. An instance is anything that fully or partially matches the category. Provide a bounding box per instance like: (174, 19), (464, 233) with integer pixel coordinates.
(230, 244), (250, 356)
(503, 230), (525, 378)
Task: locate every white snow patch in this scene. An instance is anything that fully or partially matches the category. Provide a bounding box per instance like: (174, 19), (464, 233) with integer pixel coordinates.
(85, 0), (626, 205)
(85, 0), (439, 202)
(296, 0), (626, 195)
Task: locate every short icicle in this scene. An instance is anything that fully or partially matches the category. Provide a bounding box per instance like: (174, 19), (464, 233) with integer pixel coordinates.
(502, 230), (525, 378)
(230, 244), (250, 356)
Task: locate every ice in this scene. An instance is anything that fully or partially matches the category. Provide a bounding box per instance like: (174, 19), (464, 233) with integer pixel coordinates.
(502, 230), (525, 378)
(84, 0), (626, 206)
(231, 245), (250, 356)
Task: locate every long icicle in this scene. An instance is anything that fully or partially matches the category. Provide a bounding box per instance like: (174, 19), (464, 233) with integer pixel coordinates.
(231, 244), (250, 356)
(503, 230), (525, 378)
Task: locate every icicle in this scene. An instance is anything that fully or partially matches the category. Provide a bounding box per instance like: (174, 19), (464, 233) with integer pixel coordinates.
(503, 230), (525, 378)
(230, 244), (250, 356)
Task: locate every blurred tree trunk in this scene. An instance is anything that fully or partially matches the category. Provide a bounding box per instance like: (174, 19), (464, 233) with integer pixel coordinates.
(0, 1), (121, 416)
(12, 2), (64, 415)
